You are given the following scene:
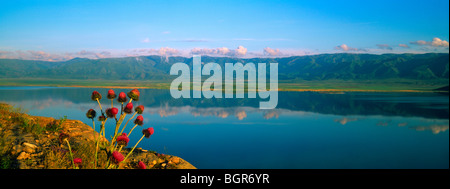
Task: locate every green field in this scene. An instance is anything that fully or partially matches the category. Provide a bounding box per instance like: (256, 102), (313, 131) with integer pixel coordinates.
(1, 78), (448, 92)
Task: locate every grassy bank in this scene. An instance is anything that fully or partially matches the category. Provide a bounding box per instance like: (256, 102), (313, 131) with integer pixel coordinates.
(0, 78), (448, 92)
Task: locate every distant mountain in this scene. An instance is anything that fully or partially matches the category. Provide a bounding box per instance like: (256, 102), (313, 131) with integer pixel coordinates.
(0, 53), (448, 81)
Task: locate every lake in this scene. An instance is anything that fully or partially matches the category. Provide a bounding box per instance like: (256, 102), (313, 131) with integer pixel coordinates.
(0, 86), (448, 169)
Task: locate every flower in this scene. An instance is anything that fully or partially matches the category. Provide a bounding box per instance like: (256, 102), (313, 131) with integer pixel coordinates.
(86, 109), (96, 119)
(111, 151), (124, 165)
(142, 127), (154, 138)
(118, 92), (127, 103)
(127, 89), (140, 101)
(91, 91), (102, 101)
(138, 161), (146, 169)
(107, 89), (117, 99)
(116, 133), (129, 147)
(124, 103), (133, 114)
(74, 158), (82, 165)
(105, 107), (119, 118)
(98, 115), (106, 121)
(135, 105), (144, 114)
(134, 115), (144, 126)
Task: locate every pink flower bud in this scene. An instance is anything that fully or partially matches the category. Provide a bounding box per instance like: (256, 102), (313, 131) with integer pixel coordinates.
(124, 103), (133, 114)
(142, 127), (154, 138)
(135, 105), (144, 114)
(91, 91), (102, 101)
(118, 92), (127, 103)
(134, 115), (144, 126)
(107, 89), (117, 99)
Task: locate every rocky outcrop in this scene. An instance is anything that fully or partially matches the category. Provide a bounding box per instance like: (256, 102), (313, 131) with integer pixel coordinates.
(0, 103), (196, 169)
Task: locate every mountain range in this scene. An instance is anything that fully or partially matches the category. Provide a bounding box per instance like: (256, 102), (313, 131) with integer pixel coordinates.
(0, 53), (448, 81)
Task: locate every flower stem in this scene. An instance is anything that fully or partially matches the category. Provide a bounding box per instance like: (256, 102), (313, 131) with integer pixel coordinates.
(123, 135), (145, 163)
(111, 99), (114, 108)
(96, 98), (103, 113)
(120, 112), (137, 134)
(128, 124), (138, 136)
(65, 138), (75, 169)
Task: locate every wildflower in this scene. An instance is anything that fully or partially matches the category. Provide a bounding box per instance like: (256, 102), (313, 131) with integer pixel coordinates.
(91, 91), (102, 101)
(86, 109), (96, 119)
(118, 92), (127, 103)
(135, 105), (144, 114)
(134, 115), (144, 126)
(98, 115), (106, 121)
(116, 133), (129, 147)
(111, 151), (124, 165)
(74, 158), (82, 167)
(142, 127), (154, 138)
(138, 161), (146, 169)
(107, 89), (117, 99)
(124, 103), (133, 114)
(127, 89), (140, 101)
(105, 107), (119, 118)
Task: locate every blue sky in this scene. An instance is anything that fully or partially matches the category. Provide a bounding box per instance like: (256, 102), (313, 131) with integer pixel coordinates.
(0, 0), (448, 60)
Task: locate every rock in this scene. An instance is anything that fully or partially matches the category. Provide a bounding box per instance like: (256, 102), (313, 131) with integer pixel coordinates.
(22, 142), (37, 153)
(170, 157), (181, 164)
(17, 152), (30, 160)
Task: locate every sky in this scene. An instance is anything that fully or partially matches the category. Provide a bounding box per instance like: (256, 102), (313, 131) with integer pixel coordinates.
(0, 0), (448, 61)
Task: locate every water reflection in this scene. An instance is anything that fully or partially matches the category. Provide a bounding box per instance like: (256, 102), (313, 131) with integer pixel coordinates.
(0, 86), (448, 168)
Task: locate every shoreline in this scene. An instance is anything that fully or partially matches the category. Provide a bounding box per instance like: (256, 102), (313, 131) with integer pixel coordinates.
(1, 84), (446, 93)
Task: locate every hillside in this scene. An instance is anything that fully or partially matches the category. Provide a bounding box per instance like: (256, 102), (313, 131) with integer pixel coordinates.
(0, 53), (448, 81)
(0, 103), (196, 169)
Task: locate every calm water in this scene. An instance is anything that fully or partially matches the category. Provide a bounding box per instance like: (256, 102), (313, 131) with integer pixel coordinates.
(0, 86), (448, 169)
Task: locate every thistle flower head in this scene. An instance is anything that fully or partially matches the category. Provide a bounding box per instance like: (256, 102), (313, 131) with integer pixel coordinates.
(86, 109), (96, 119)
(111, 151), (124, 165)
(91, 91), (102, 101)
(127, 89), (140, 101)
(134, 115), (144, 126)
(105, 107), (119, 118)
(116, 133), (129, 147)
(135, 105), (144, 114)
(98, 115), (106, 121)
(124, 103), (133, 114)
(142, 127), (154, 138)
(138, 161), (146, 169)
(74, 158), (82, 166)
(118, 92), (127, 103)
(107, 89), (117, 99)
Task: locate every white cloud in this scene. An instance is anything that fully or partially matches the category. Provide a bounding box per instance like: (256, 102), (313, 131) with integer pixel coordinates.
(399, 44), (410, 48)
(234, 46), (247, 56)
(334, 44), (359, 51)
(263, 47), (282, 56)
(158, 47), (180, 56)
(410, 37), (449, 47)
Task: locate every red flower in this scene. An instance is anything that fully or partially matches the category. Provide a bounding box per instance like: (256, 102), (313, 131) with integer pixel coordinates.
(134, 115), (144, 126)
(127, 89), (140, 101)
(118, 92), (127, 103)
(135, 105), (144, 114)
(142, 127), (154, 138)
(107, 89), (117, 99)
(116, 133), (129, 147)
(106, 107), (119, 118)
(91, 91), (102, 101)
(86, 109), (96, 119)
(74, 158), (82, 165)
(138, 161), (146, 169)
(112, 151), (124, 165)
(124, 103), (133, 114)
